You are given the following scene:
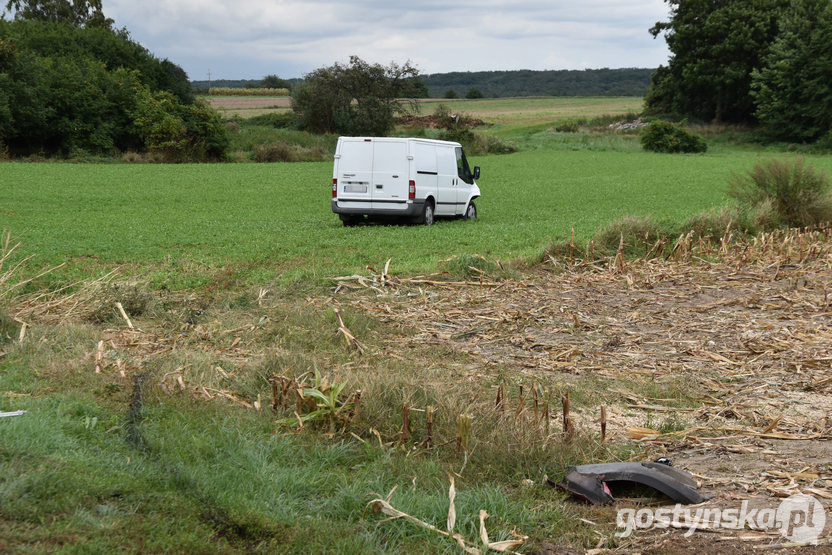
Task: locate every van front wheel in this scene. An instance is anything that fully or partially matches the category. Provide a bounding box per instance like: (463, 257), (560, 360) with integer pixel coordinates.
(417, 201), (435, 226)
(463, 201), (477, 220)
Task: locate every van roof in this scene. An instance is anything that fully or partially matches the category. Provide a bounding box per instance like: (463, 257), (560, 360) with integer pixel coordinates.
(337, 137), (462, 148)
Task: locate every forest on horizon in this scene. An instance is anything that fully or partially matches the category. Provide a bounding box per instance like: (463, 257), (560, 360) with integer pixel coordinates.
(191, 67), (655, 98)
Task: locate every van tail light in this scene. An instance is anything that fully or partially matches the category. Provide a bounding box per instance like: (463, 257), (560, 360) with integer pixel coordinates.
(408, 180), (415, 199)
(332, 178), (337, 198)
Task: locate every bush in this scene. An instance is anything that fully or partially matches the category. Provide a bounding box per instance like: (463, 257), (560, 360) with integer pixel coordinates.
(640, 120), (707, 153)
(443, 89), (459, 99)
(467, 134), (517, 155)
(253, 141), (297, 162)
(727, 157), (832, 227)
(465, 87), (484, 99)
(132, 89), (228, 162)
(555, 119), (582, 133)
(262, 74), (293, 91)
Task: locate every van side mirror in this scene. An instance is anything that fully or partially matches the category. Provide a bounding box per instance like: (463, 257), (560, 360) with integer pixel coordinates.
(473, 166), (480, 180)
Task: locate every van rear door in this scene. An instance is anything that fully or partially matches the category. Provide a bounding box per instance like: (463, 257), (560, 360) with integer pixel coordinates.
(370, 139), (408, 209)
(336, 139), (373, 209)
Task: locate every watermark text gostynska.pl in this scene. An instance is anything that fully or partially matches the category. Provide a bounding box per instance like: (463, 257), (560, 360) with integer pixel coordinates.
(616, 494), (826, 543)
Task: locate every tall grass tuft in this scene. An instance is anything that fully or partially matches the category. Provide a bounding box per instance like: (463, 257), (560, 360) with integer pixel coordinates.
(253, 141), (297, 163)
(728, 157), (832, 227)
(591, 215), (674, 257)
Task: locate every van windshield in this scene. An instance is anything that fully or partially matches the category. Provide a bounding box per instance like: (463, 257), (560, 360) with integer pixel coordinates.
(455, 147), (474, 184)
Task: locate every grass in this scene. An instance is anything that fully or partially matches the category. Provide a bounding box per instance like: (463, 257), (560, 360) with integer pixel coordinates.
(418, 97), (644, 128)
(0, 282), (628, 552)
(7, 150), (831, 288)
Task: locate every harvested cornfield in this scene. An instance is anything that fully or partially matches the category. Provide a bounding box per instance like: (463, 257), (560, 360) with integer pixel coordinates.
(330, 227), (832, 550)
(4, 227), (832, 552)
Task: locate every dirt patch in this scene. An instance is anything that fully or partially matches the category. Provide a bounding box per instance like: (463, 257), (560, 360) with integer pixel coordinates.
(334, 228), (832, 550)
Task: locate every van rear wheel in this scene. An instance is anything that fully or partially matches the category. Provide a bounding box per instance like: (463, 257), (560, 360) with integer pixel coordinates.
(340, 214), (360, 227)
(463, 201), (477, 220)
(416, 201), (435, 226)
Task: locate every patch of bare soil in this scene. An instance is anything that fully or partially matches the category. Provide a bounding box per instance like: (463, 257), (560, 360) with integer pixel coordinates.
(335, 228), (832, 552)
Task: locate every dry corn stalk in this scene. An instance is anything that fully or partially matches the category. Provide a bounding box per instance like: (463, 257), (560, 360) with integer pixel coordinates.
(457, 413), (471, 455)
(333, 308), (366, 352)
(366, 478), (526, 554)
(115, 302), (134, 329)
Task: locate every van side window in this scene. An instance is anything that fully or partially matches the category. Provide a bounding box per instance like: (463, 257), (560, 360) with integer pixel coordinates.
(455, 147), (473, 184)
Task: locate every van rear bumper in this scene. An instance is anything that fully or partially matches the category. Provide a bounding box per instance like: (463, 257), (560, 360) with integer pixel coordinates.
(332, 199), (425, 217)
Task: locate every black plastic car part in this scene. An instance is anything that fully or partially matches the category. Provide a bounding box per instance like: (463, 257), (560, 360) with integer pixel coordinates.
(555, 462), (710, 505)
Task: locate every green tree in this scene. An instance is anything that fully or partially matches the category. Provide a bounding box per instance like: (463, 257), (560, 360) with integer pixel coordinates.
(3, 0), (112, 28)
(0, 18), (219, 159)
(262, 74), (291, 90)
(752, 0), (832, 142)
(646, 0), (788, 123)
(409, 77), (429, 98)
(2, 19), (192, 103)
(443, 88), (458, 99)
(465, 87), (484, 99)
(132, 87), (227, 161)
(291, 56), (419, 135)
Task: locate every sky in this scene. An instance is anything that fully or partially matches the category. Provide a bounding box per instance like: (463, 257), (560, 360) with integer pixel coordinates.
(105, 0), (672, 81)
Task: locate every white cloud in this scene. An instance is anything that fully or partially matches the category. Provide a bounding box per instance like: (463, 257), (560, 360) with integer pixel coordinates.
(105, 0), (671, 79)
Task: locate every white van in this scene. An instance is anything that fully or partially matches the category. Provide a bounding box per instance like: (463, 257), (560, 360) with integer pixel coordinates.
(331, 137), (481, 226)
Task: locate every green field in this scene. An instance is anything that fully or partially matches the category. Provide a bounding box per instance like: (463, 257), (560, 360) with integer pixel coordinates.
(4, 97), (832, 552)
(421, 96), (644, 127)
(4, 148), (825, 287)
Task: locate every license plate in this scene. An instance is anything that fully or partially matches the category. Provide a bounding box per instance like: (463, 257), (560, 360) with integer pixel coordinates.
(344, 184), (368, 193)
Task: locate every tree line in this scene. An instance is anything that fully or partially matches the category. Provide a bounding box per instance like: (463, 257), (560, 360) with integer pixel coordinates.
(420, 68), (655, 98)
(646, 0), (832, 144)
(192, 68), (655, 99)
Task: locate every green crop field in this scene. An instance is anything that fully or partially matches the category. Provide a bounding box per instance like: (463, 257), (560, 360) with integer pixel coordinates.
(4, 149), (827, 288)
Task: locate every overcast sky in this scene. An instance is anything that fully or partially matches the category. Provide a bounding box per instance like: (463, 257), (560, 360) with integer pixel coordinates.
(105, 0), (672, 81)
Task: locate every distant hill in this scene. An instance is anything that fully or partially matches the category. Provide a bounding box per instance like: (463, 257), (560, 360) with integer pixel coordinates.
(420, 68), (655, 98)
(192, 68), (655, 98)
